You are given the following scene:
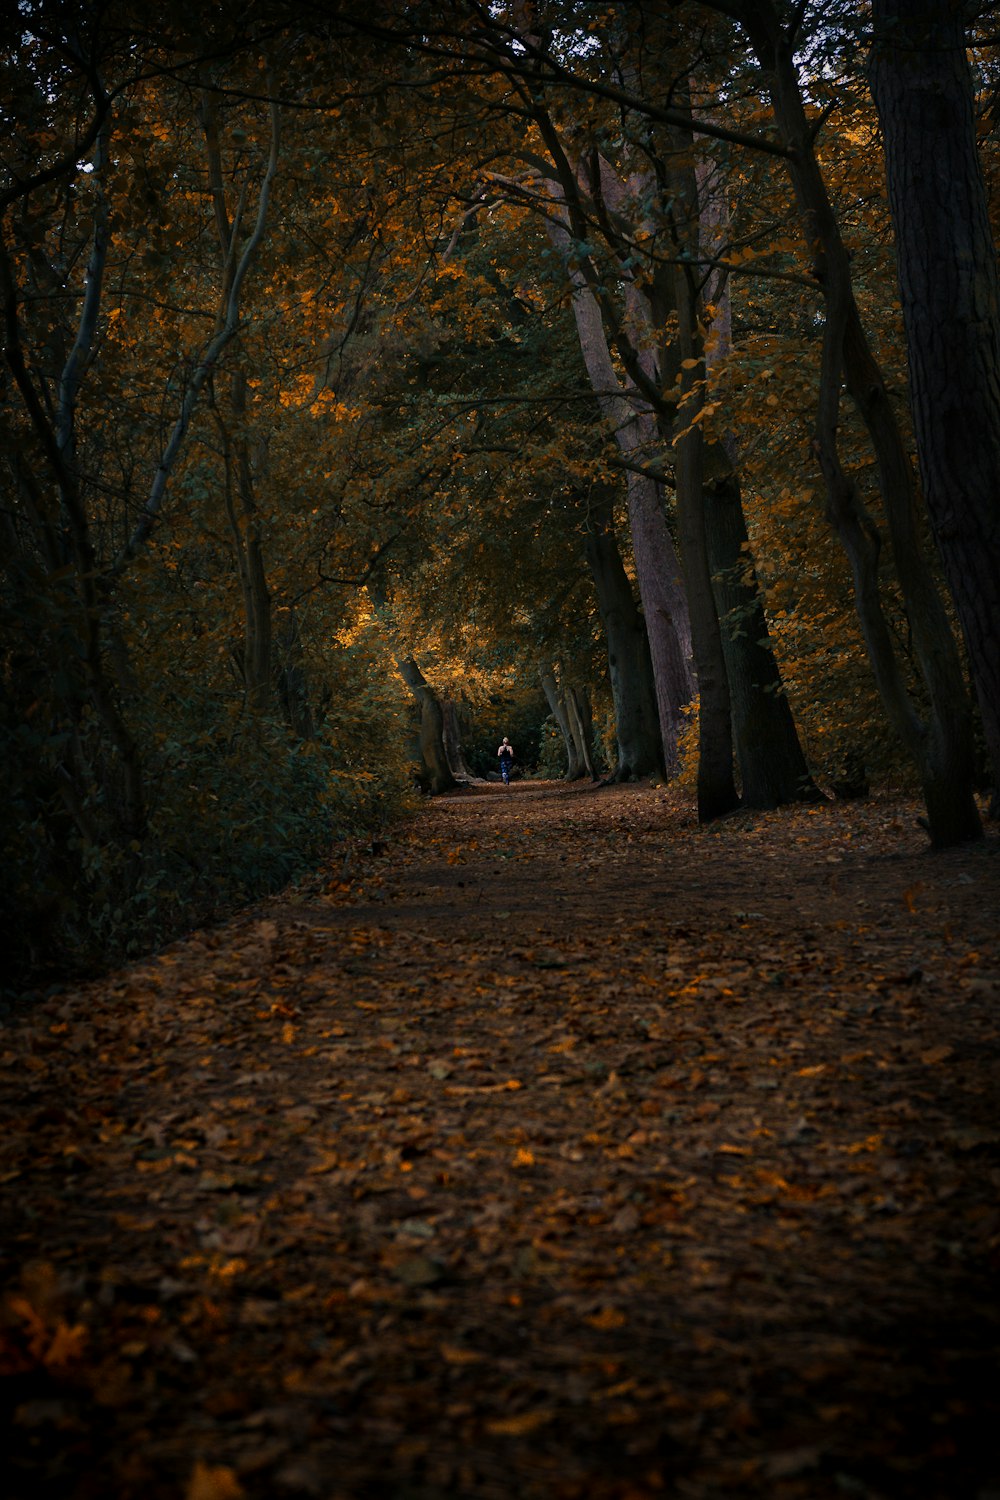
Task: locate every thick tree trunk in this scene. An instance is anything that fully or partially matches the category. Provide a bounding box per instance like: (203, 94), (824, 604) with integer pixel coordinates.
(546, 209), (693, 774)
(558, 101), (809, 809)
(869, 0), (1000, 812)
(669, 147), (740, 821)
(626, 462), (694, 778)
(705, 466), (822, 807)
(738, 0), (982, 846)
(539, 662), (582, 779)
(396, 657), (457, 794)
(674, 420), (740, 819)
(583, 487), (664, 781)
(539, 662), (597, 779)
(695, 141), (820, 806)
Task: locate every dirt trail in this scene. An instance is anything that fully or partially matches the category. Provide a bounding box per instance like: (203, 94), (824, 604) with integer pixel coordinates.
(2, 783), (999, 1500)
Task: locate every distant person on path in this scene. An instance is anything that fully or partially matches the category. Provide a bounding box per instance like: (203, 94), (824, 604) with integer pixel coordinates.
(497, 737), (514, 786)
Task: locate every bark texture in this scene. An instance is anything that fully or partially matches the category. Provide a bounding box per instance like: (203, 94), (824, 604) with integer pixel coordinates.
(540, 663), (581, 779)
(583, 488), (664, 781)
(565, 685), (597, 780)
(674, 419), (739, 819)
(669, 143), (740, 821)
(705, 468), (822, 806)
(869, 0), (1000, 810)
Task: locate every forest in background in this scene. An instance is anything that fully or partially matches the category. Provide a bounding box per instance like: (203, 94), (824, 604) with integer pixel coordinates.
(3, 0), (1000, 994)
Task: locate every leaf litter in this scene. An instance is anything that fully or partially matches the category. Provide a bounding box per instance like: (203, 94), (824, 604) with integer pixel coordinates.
(1, 782), (999, 1499)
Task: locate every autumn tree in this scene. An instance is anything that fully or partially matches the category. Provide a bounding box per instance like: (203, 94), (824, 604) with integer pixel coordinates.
(512, 0), (982, 844)
(0, 9), (416, 982)
(381, 2), (819, 811)
(719, 0), (983, 846)
(356, 197), (616, 784)
(10, 0), (992, 993)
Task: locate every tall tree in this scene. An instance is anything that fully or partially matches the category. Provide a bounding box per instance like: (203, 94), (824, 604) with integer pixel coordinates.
(493, 10), (814, 812)
(695, 127), (822, 808)
(869, 0), (1000, 813)
(696, 0), (983, 845)
(538, 169), (695, 777)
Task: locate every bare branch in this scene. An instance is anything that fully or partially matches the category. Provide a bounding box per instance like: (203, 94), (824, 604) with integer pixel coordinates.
(115, 73), (282, 572)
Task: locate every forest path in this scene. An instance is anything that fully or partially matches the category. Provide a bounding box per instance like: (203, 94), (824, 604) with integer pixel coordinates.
(2, 784), (999, 1500)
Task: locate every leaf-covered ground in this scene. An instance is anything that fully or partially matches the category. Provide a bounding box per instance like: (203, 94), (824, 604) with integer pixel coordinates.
(2, 783), (999, 1500)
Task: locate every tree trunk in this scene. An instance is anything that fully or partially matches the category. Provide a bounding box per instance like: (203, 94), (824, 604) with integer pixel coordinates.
(539, 669), (593, 786)
(669, 145), (741, 821)
(219, 369), (272, 715)
(396, 657), (457, 794)
(695, 135), (820, 806)
(673, 419), (740, 819)
(545, 205), (693, 775)
(737, 0), (982, 846)
(442, 699), (477, 781)
(367, 577), (456, 794)
(626, 464), (694, 778)
(583, 487), (664, 781)
(565, 683), (597, 780)
(539, 661), (583, 779)
(869, 0), (1000, 813)
(0, 152), (147, 846)
(705, 465), (823, 807)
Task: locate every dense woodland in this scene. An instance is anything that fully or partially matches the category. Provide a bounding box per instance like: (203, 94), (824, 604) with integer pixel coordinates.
(4, 0), (1000, 991)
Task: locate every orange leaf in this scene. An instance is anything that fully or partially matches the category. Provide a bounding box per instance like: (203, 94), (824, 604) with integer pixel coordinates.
(43, 1320), (87, 1371)
(586, 1306), (627, 1330)
(185, 1463), (245, 1500)
(485, 1409), (554, 1436)
(440, 1343), (483, 1365)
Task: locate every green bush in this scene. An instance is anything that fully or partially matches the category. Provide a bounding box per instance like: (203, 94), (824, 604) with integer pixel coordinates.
(1, 679), (412, 1002)
(536, 717), (568, 778)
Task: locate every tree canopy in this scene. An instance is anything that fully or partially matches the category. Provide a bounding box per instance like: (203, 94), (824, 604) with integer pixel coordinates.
(4, 0), (999, 989)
